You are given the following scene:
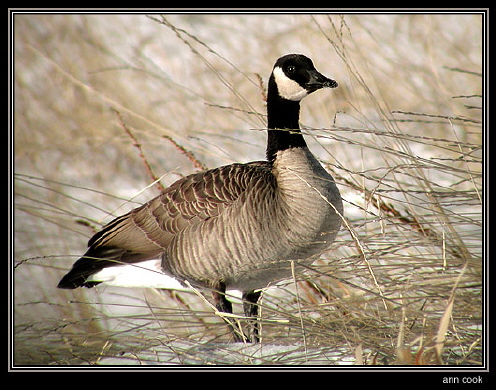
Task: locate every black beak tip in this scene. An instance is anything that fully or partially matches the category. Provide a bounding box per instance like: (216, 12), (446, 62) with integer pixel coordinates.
(324, 79), (338, 89)
(306, 75), (338, 92)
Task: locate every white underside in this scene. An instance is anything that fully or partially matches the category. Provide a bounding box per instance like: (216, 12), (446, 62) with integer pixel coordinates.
(87, 260), (242, 298)
(88, 260), (189, 289)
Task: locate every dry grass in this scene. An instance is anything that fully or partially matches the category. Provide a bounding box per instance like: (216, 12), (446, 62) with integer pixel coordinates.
(12, 13), (484, 367)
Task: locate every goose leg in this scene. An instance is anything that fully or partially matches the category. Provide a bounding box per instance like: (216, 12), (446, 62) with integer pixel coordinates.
(212, 282), (244, 342)
(242, 290), (262, 343)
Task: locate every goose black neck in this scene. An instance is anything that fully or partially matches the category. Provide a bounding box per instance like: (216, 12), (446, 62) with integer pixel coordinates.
(266, 86), (307, 162)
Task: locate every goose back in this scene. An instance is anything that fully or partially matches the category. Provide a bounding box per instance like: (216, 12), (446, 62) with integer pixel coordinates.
(58, 161), (272, 288)
(163, 146), (342, 291)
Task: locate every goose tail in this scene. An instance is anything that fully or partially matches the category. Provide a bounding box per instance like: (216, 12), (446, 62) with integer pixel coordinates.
(57, 246), (127, 289)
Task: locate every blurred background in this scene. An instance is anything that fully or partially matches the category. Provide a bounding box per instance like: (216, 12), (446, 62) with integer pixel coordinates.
(13, 13), (483, 365)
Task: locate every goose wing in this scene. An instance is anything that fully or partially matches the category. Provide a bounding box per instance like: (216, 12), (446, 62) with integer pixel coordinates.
(57, 161), (272, 288)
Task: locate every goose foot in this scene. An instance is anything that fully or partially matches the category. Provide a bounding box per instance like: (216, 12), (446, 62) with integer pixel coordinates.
(212, 284), (261, 343)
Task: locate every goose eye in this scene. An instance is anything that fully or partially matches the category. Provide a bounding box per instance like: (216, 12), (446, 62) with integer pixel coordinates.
(287, 65), (296, 74)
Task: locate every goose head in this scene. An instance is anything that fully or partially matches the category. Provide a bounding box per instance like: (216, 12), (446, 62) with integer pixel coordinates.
(270, 54), (338, 102)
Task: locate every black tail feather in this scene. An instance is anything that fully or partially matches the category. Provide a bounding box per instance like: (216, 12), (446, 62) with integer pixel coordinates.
(57, 247), (126, 289)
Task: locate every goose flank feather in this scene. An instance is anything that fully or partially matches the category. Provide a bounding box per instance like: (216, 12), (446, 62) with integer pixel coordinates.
(58, 54), (343, 342)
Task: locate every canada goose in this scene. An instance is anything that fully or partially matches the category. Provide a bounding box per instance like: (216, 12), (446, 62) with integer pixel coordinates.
(58, 54), (343, 343)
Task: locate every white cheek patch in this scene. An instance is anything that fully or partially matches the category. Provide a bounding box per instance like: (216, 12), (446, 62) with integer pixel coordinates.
(273, 66), (308, 101)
